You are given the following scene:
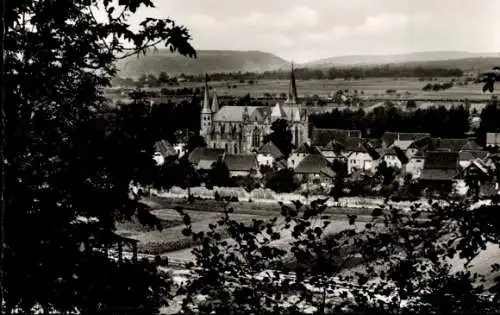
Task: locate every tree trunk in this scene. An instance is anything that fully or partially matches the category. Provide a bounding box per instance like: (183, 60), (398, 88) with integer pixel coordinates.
(0, 0), (6, 312)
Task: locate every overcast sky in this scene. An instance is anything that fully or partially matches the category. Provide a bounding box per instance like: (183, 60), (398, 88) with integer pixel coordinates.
(122, 0), (500, 63)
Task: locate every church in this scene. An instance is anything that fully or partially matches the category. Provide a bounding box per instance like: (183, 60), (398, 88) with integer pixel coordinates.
(199, 65), (309, 154)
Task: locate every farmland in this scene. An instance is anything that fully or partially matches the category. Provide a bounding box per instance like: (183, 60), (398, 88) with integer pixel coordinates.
(168, 78), (500, 101)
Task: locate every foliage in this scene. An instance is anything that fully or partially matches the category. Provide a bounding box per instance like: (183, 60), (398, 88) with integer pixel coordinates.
(263, 119), (294, 157)
(265, 169), (299, 193)
(171, 193), (500, 315)
(118, 65), (464, 84)
(310, 105), (470, 139)
(3, 0), (195, 313)
(206, 160), (232, 189)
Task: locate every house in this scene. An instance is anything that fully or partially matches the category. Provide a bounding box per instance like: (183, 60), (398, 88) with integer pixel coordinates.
(405, 150), (426, 179)
(319, 140), (345, 163)
(455, 158), (494, 196)
(458, 150), (489, 168)
(294, 154), (335, 183)
(310, 127), (362, 148)
(429, 138), (468, 152)
(288, 143), (314, 169)
(256, 141), (284, 167)
(381, 132), (430, 150)
(419, 151), (459, 192)
(188, 147), (225, 170)
(223, 154), (261, 178)
(344, 139), (381, 174)
(383, 147), (403, 169)
(487, 132), (500, 148)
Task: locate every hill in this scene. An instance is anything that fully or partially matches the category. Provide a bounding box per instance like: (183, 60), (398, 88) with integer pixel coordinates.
(116, 50), (290, 78)
(303, 51), (500, 68)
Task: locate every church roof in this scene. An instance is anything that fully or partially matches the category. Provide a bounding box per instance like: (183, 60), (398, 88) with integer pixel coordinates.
(213, 106), (259, 122)
(311, 127), (362, 147)
(271, 102), (287, 119)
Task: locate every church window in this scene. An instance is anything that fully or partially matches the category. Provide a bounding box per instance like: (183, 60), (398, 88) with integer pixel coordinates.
(225, 143), (228, 152)
(234, 143), (238, 154)
(252, 128), (261, 148)
(213, 143), (216, 148)
(221, 124), (225, 135)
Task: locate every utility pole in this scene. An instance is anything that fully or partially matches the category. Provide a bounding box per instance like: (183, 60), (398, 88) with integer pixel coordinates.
(0, 0), (6, 312)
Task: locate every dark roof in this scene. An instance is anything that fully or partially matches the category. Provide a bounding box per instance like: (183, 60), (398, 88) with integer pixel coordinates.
(323, 140), (345, 153)
(257, 141), (284, 159)
(429, 138), (468, 152)
(480, 183), (498, 198)
(154, 140), (177, 157)
(461, 139), (482, 151)
(420, 169), (458, 181)
(188, 147), (224, 164)
(423, 151), (459, 170)
(294, 154), (331, 174)
(224, 154), (258, 172)
(382, 132), (430, 146)
(458, 150), (489, 161)
(311, 127), (362, 147)
(295, 143), (320, 154)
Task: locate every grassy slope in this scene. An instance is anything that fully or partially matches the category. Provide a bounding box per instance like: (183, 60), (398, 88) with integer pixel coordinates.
(116, 50), (290, 78)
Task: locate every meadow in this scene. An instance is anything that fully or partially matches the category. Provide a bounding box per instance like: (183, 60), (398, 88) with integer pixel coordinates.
(176, 78), (500, 101)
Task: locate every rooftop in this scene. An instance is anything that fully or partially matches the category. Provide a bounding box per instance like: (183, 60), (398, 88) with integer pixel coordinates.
(224, 154), (258, 172)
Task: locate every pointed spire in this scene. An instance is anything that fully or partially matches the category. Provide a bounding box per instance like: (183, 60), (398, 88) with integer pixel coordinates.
(202, 73), (211, 113)
(211, 89), (219, 113)
(287, 61), (298, 104)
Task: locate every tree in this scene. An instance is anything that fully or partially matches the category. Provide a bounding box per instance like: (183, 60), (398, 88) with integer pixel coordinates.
(206, 160), (231, 189)
(265, 169), (299, 193)
(158, 71), (169, 84)
(2, 1), (195, 313)
(263, 119), (293, 158)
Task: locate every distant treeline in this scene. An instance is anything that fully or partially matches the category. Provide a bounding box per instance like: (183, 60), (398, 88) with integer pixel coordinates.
(310, 105), (470, 139)
(114, 66), (465, 86)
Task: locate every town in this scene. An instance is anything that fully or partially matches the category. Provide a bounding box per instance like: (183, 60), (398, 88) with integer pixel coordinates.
(149, 65), (500, 202)
(4, 1), (500, 315)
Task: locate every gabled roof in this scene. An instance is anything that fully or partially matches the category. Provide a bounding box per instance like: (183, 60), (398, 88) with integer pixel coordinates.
(257, 142), (284, 159)
(224, 154), (258, 172)
(294, 143), (316, 154)
(213, 106), (259, 122)
(382, 132), (430, 146)
(188, 147), (224, 165)
(294, 154), (331, 174)
(420, 169), (458, 181)
(458, 150), (489, 162)
(197, 159), (215, 170)
(154, 140), (177, 157)
(429, 138), (468, 152)
(461, 139), (482, 151)
(310, 127), (362, 147)
(423, 151), (459, 170)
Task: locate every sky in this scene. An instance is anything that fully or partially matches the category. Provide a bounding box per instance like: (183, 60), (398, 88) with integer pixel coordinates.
(115, 0), (500, 63)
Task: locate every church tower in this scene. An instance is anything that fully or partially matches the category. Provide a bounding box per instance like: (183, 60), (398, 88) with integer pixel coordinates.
(200, 74), (212, 137)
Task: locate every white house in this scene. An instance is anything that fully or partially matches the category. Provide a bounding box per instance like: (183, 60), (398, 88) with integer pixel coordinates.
(405, 151), (425, 179)
(458, 150), (489, 169)
(347, 149), (378, 174)
(174, 143), (186, 158)
(256, 141), (284, 168)
(487, 132), (500, 148)
(288, 143), (310, 169)
(383, 147), (403, 169)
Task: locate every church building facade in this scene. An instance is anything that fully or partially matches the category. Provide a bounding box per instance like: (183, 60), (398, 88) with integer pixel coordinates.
(199, 65), (309, 154)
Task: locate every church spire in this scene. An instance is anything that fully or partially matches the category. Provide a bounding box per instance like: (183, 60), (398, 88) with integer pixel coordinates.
(287, 62), (298, 104)
(202, 73), (211, 113)
(211, 89), (219, 113)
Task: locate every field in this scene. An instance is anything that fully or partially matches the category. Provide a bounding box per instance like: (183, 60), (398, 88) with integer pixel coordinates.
(173, 78), (500, 101)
